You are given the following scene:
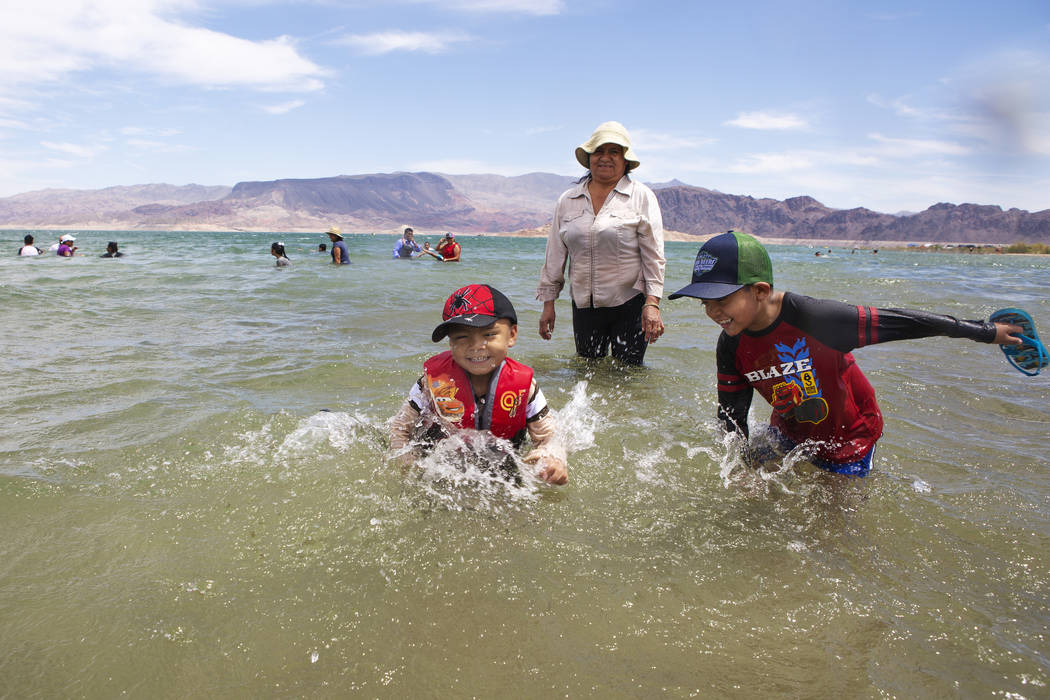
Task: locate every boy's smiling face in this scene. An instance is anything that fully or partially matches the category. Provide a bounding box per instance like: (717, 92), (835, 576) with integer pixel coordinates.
(447, 319), (517, 379)
(702, 284), (771, 336)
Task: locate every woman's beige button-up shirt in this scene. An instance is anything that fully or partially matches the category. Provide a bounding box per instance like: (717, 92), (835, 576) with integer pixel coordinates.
(536, 175), (665, 308)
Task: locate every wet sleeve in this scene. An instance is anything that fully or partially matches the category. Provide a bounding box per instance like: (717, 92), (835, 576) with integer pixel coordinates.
(536, 195), (569, 301)
(715, 332), (752, 437)
(525, 381), (549, 422)
(388, 400), (421, 452)
(787, 294), (997, 351)
(389, 377), (426, 452)
(635, 186), (666, 298)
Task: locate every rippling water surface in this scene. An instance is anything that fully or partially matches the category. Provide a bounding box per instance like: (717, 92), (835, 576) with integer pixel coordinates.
(2, 230), (1049, 697)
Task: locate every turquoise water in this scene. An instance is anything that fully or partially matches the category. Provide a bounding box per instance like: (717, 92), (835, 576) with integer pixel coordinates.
(2, 230), (1049, 697)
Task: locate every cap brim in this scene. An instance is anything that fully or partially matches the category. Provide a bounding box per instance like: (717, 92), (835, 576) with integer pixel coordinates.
(431, 315), (498, 342)
(667, 282), (744, 300)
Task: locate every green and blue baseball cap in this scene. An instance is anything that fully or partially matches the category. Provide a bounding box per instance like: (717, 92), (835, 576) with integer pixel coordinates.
(668, 230), (773, 300)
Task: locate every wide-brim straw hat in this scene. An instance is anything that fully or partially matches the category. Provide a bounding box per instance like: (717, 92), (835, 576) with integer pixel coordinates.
(325, 226), (342, 239)
(575, 121), (640, 170)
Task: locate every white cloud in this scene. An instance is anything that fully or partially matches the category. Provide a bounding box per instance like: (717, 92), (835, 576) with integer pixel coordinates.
(121, 126), (182, 137)
(867, 133), (970, 157)
(726, 152), (814, 174)
(525, 125), (562, 136)
(409, 158), (522, 176)
(337, 30), (473, 55)
(126, 138), (195, 153)
(725, 111), (808, 130)
(40, 141), (107, 158)
(0, 117), (30, 131)
(0, 0), (327, 94)
(631, 128), (715, 152)
(410, 0), (564, 15)
(262, 100), (306, 114)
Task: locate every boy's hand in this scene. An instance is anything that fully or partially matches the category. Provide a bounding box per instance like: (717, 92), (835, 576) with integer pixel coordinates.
(524, 453), (568, 485)
(993, 322), (1024, 346)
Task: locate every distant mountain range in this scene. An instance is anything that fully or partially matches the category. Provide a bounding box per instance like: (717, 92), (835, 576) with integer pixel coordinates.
(2, 173), (1047, 244)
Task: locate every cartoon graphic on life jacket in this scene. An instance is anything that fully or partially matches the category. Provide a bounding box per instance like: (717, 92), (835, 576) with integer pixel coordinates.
(499, 390), (523, 418)
(772, 338), (829, 424)
(427, 372), (465, 423)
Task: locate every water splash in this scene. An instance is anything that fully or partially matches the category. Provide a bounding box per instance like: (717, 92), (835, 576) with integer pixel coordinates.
(706, 423), (829, 495)
(552, 380), (600, 455)
(408, 431), (540, 512)
(391, 381), (601, 513)
(275, 410), (386, 461)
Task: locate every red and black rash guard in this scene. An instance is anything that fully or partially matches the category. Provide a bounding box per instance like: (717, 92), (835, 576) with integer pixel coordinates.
(716, 292), (997, 463)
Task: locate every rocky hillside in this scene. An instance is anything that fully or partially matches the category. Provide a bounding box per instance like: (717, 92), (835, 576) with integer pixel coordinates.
(0, 183), (231, 226)
(1, 173), (1047, 243)
(655, 185), (1050, 243)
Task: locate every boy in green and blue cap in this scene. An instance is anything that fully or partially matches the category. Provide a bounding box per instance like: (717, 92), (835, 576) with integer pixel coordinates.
(669, 231), (1023, 476)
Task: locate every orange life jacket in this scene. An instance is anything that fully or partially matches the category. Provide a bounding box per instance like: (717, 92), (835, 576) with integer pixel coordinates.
(422, 351), (532, 442)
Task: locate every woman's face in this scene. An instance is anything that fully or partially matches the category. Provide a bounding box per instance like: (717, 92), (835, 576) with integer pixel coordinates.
(589, 142), (626, 185)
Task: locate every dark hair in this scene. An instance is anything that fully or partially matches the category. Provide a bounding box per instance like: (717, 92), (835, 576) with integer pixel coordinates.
(271, 242), (287, 258)
(107, 241), (118, 251)
(318, 243), (327, 251)
(24, 234), (33, 244)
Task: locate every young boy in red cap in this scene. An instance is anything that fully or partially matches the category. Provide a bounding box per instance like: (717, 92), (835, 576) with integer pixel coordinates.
(388, 284), (568, 484)
(668, 231), (1023, 476)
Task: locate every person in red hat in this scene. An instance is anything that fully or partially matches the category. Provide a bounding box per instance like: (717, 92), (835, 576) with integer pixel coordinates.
(388, 284), (567, 484)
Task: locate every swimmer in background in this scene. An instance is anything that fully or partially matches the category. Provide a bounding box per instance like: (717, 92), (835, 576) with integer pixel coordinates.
(271, 241), (290, 267)
(435, 233), (460, 262)
(388, 283), (567, 485)
(18, 234), (41, 256)
(326, 226), (350, 264)
(419, 241), (444, 260)
(56, 234), (77, 257)
(100, 241), (124, 258)
(393, 227), (423, 259)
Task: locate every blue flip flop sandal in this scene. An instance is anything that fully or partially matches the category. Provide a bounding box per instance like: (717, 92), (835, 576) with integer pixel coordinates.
(990, 308), (1048, 376)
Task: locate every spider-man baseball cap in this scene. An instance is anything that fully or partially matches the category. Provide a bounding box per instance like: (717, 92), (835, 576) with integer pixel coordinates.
(668, 230), (773, 300)
(432, 284), (518, 341)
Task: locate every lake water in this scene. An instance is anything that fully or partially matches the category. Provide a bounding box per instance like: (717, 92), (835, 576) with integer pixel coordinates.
(2, 230), (1049, 698)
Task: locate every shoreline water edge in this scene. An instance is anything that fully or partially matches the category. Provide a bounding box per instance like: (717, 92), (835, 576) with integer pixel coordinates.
(5, 224), (1047, 253)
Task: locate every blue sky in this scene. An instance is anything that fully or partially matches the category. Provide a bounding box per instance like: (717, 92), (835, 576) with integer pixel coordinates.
(1, 0), (1048, 213)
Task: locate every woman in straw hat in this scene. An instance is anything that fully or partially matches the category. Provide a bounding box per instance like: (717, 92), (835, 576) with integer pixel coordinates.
(326, 226), (350, 264)
(536, 121), (666, 365)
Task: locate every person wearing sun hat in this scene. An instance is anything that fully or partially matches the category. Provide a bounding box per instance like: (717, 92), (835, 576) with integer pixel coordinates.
(387, 283), (568, 485)
(325, 225), (350, 264)
(536, 121), (665, 365)
(56, 234), (77, 257)
(668, 229), (1025, 477)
